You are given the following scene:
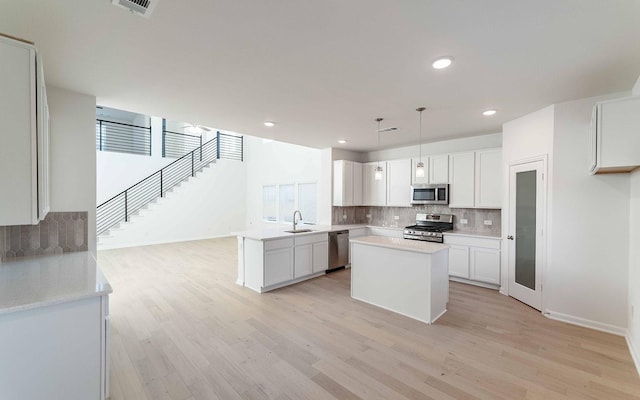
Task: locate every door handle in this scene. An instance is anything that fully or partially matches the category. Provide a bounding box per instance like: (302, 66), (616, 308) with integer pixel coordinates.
(507, 235), (514, 240)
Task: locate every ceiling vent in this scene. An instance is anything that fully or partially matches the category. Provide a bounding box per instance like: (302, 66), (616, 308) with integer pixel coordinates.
(112, 0), (158, 18)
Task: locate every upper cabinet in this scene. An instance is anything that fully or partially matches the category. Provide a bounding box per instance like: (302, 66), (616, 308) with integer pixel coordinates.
(333, 149), (501, 209)
(333, 160), (363, 206)
(386, 158), (412, 207)
(475, 148), (502, 208)
(0, 35), (50, 225)
(590, 96), (640, 174)
(429, 154), (450, 184)
(449, 149), (502, 209)
(448, 152), (475, 208)
(363, 162), (387, 206)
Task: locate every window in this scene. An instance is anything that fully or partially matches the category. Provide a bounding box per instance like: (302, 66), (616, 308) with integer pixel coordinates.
(279, 184), (295, 223)
(297, 183), (317, 224)
(262, 182), (317, 224)
(262, 185), (277, 222)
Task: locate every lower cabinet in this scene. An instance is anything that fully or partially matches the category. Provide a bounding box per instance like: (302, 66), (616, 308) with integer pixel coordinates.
(244, 233), (329, 292)
(0, 295), (110, 400)
(444, 234), (501, 287)
(448, 245), (470, 278)
(264, 240), (294, 287)
(312, 241), (329, 273)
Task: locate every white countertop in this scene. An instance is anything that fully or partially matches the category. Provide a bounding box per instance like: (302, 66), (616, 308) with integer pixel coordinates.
(444, 230), (501, 239)
(350, 235), (449, 255)
(0, 252), (112, 315)
(234, 224), (369, 240)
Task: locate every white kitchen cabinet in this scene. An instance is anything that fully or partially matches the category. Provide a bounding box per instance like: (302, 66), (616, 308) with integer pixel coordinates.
(295, 233), (328, 276)
(0, 35), (49, 225)
(386, 158), (412, 207)
(363, 162), (387, 206)
(448, 152), (475, 208)
(590, 96), (640, 174)
(294, 243), (313, 278)
(242, 233), (328, 292)
(312, 241), (329, 273)
(333, 160), (363, 206)
(429, 154), (449, 184)
(444, 234), (501, 288)
(475, 148), (502, 209)
(448, 245), (470, 278)
(263, 238), (294, 287)
(411, 158), (429, 184)
(470, 247), (501, 285)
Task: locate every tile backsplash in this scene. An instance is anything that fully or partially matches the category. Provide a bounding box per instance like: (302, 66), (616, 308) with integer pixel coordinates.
(0, 212), (88, 262)
(332, 206), (501, 236)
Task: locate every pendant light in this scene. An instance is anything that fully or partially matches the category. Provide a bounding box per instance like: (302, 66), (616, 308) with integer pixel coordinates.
(415, 107), (426, 178)
(374, 118), (384, 180)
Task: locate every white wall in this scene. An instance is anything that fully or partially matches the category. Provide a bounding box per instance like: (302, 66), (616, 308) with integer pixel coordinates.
(633, 76), (640, 96)
(244, 136), (328, 229)
(549, 94), (630, 333)
(501, 105), (555, 296)
(47, 86), (97, 252)
(628, 169), (640, 370)
(365, 132), (502, 162)
(99, 159), (246, 248)
(97, 152), (173, 205)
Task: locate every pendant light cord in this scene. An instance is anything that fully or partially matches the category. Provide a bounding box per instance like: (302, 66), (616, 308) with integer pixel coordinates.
(416, 107), (426, 164)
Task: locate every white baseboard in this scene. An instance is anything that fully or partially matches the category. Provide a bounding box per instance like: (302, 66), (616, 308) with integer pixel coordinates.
(449, 276), (500, 291)
(626, 331), (640, 377)
(97, 233), (234, 250)
(544, 310), (626, 336)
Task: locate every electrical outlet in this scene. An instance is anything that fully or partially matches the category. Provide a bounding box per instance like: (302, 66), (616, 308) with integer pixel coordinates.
(342, 214), (347, 220)
(394, 216), (400, 220)
(484, 220), (492, 226)
(460, 218), (468, 224)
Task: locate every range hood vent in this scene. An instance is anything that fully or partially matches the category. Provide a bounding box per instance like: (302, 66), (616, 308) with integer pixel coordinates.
(112, 0), (158, 18)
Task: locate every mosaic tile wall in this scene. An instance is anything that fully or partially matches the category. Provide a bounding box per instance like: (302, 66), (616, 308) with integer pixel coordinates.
(0, 212), (88, 262)
(333, 206), (502, 236)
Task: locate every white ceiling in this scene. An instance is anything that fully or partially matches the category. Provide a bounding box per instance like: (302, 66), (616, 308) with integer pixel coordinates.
(3, 0), (640, 151)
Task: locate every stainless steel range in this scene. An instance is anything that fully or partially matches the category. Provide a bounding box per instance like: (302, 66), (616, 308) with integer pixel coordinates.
(403, 213), (454, 243)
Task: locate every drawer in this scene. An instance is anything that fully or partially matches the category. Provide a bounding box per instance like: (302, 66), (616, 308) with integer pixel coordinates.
(264, 237), (294, 251)
(443, 234), (501, 250)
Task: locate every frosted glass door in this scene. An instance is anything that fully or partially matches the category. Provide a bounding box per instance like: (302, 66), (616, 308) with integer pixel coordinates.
(515, 170), (536, 290)
(508, 160), (545, 311)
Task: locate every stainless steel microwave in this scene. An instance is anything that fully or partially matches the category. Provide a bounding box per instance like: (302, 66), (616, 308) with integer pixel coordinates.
(410, 184), (449, 205)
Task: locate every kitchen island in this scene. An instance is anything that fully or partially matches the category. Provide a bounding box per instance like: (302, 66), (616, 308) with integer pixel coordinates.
(350, 236), (449, 324)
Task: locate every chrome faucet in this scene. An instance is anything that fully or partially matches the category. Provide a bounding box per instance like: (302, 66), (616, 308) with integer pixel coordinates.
(292, 210), (303, 231)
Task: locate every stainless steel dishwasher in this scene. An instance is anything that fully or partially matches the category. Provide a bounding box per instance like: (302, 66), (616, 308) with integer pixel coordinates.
(328, 230), (349, 271)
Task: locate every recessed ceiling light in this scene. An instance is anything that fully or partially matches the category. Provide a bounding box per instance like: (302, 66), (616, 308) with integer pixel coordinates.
(432, 56), (454, 69)
(264, 121), (275, 127)
(482, 109), (497, 116)
(337, 139), (347, 144)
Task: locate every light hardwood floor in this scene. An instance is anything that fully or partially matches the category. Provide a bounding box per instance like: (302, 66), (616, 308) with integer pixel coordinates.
(98, 237), (640, 400)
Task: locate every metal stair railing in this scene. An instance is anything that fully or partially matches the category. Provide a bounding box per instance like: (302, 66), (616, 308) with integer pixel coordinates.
(97, 131), (243, 235)
(96, 119), (152, 156)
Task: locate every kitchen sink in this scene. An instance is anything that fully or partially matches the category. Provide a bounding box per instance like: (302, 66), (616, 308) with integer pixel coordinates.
(284, 229), (313, 233)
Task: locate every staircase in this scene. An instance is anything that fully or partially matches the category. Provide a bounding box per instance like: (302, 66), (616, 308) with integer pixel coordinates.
(97, 132), (243, 243)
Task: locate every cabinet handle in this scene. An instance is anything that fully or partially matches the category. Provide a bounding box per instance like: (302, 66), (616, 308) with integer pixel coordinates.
(507, 235), (514, 240)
